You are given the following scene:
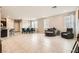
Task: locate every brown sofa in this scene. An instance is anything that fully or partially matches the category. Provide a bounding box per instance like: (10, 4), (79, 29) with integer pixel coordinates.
(45, 28), (60, 37)
(61, 28), (74, 39)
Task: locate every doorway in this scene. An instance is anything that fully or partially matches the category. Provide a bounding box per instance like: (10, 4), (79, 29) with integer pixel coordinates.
(14, 20), (21, 32)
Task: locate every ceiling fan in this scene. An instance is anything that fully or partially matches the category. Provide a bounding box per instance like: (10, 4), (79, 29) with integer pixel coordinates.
(52, 6), (57, 8)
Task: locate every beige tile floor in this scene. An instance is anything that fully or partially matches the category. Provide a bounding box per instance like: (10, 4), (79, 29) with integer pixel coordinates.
(1, 33), (76, 53)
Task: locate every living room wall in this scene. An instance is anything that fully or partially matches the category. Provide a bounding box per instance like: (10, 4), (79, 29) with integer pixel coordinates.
(48, 15), (65, 32)
(37, 14), (65, 33)
(37, 11), (75, 33)
(7, 17), (14, 29)
(20, 11), (75, 33)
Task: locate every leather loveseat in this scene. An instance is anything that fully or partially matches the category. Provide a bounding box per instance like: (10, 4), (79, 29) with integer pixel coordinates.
(45, 28), (60, 37)
(61, 28), (74, 39)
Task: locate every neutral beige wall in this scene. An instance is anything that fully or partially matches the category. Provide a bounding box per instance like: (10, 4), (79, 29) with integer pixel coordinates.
(37, 12), (75, 33)
(7, 17), (14, 29)
(48, 15), (65, 32)
(48, 12), (75, 32)
(37, 15), (65, 33)
(18, 11), (75, 33)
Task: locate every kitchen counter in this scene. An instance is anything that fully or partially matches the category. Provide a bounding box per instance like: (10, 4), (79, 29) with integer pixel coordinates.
(0, 28), (15, 38)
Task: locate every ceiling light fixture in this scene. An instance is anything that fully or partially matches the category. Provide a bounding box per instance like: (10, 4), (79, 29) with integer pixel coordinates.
(52, 6), (57, 8)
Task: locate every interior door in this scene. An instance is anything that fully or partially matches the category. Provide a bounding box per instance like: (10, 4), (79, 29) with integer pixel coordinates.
(38, 20), (44, 33)
(14, 20), (20, 32)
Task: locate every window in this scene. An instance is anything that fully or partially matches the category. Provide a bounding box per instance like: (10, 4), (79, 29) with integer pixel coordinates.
(44, 19), (49, 29)
(31, 21), (38, 28)
(64, 14), (75, 33)
(64, 14), (75, 29)
(22, 20), (30, 28)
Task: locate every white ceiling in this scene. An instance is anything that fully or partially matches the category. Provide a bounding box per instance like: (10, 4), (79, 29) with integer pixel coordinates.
(1, 6), (77, 20)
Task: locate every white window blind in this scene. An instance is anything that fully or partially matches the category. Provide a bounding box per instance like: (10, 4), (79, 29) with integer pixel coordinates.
(31, 21), (38, 28)
(64, 14), (75, 29)
(44, 19), (49, 29)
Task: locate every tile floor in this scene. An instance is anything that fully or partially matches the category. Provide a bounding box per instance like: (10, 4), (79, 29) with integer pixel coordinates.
(1, 33), (76, 53)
